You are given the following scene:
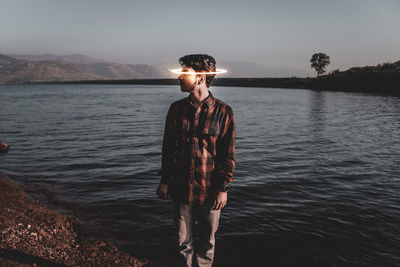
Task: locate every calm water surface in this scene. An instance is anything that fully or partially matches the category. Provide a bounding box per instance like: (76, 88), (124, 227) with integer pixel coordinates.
(1, 84), (399, 266)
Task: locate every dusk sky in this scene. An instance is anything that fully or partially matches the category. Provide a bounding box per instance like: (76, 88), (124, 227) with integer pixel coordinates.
(1, 0), (399, 72)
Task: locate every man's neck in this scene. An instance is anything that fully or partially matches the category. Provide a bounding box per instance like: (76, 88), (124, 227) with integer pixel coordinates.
(189, 88), (209, 108)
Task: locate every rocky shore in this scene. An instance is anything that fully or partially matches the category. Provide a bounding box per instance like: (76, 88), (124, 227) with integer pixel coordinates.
(0, 171), (146, 267)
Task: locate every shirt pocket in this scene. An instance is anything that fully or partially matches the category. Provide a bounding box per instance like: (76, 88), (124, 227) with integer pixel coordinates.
(200, 123), (220, 156)
(201, 121), (220, 136)
(178, 120), (191, 142)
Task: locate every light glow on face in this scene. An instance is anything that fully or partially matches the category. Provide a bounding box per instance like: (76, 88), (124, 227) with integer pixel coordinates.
(169, 68), (228, 75)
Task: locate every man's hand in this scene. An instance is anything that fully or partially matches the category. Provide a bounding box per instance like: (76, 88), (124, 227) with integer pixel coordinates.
(156, 183), (169, 200)
(212, 190), (228, 210)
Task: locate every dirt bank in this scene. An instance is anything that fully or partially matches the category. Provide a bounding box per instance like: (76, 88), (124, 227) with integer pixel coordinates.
(0, 171), (146, 266)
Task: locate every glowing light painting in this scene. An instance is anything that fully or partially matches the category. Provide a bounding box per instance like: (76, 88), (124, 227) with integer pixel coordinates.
(169, 68), (228, 75)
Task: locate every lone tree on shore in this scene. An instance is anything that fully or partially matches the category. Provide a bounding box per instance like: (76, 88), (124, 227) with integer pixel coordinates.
(310, 53), (330, 76)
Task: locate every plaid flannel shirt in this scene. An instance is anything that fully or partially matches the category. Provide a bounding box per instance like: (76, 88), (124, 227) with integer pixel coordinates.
(159, 90), (236, 205)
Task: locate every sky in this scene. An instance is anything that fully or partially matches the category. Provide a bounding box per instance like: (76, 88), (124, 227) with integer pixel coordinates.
(1, 0), (399, 72)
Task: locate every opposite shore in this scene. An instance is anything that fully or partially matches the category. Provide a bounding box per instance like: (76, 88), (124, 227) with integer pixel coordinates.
(36, 60), (400, 96)
(1, 54), (399, 96)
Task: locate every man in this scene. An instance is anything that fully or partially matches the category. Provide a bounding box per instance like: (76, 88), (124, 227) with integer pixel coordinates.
(156, 54), (235, 267)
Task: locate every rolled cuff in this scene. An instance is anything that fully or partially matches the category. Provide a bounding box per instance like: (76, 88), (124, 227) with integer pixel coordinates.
(159, 169), (173, 184)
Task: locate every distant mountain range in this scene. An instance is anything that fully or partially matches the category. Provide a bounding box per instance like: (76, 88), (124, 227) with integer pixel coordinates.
(7, 54), (106, 64)
(0, 53), (336, 85)
(0, 53), (173, 84)
(3, 53), (398, 94)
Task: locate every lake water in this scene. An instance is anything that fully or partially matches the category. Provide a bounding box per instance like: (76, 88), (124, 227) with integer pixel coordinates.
(1, 84), (399, 266)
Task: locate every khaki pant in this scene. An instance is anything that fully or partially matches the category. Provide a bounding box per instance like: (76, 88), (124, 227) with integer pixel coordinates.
(172, 200), (221, 267)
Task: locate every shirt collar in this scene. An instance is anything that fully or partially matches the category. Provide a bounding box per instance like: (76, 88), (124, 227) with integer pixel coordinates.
(187, 90), (215, 108)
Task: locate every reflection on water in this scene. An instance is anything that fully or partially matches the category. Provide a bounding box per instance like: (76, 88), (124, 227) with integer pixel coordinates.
(309, 90), (327, 170)
(1, 84), (399, 266)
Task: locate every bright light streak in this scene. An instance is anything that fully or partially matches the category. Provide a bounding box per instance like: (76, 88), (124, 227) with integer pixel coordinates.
(169, 68), (228, 75)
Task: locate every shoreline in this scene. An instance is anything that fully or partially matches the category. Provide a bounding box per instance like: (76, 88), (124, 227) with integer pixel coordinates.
(25, 74), (400, 96)
(0, 171), (146, 266)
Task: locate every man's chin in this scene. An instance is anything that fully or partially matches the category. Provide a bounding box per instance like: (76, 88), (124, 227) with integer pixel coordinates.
(180, 86), (189, 92)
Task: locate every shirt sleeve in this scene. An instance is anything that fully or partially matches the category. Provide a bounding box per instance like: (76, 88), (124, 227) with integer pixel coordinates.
(216, 106), (236, 188)
(159, 104), (176, 184)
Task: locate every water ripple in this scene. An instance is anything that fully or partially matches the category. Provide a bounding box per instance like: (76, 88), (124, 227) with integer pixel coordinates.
(1, 85), (400, 266)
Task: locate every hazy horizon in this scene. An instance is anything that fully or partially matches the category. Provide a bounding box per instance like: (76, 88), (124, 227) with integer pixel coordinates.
(1, 0), (399, 73)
